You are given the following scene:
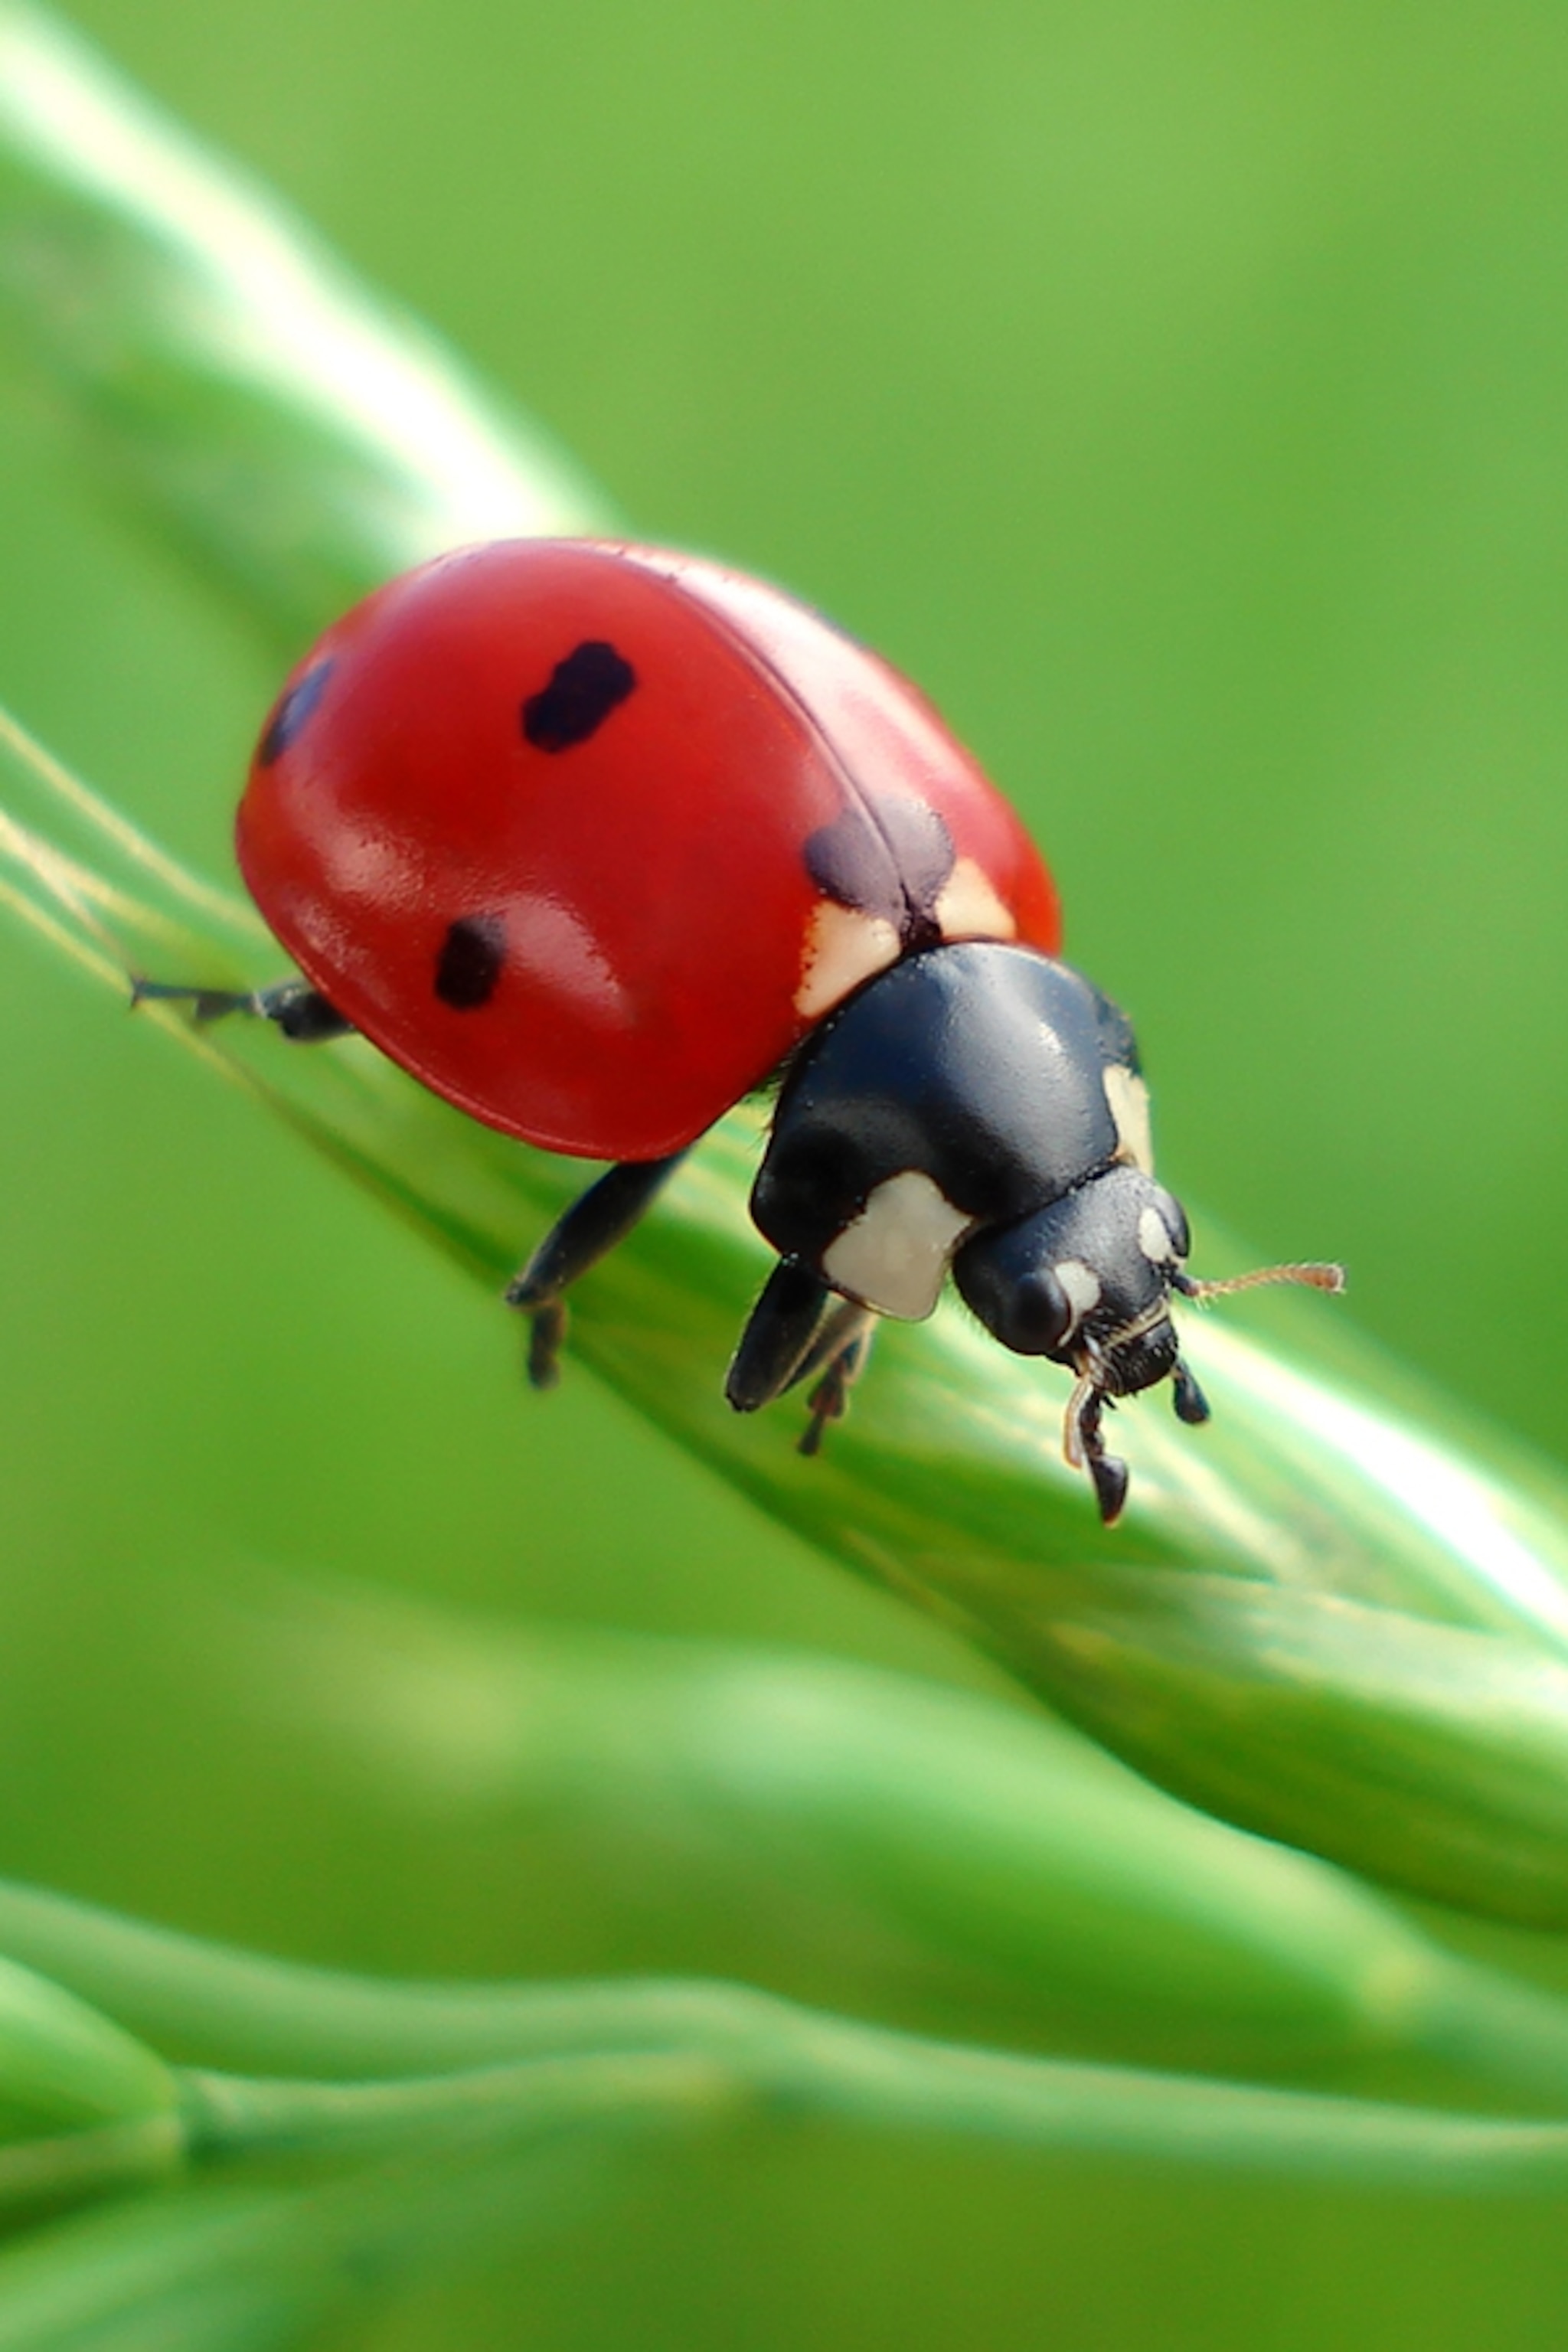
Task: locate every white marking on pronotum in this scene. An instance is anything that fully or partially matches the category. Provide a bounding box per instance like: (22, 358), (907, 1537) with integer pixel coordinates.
(795, 901), (900, 1019)
(1138, 1204), (1178, 1263)
(1054, 1256), (1102, 1335)
(823, 1171), (974, 1321)
(935, 858), (1017, 942)
(1104, 1063), (1155, 1175)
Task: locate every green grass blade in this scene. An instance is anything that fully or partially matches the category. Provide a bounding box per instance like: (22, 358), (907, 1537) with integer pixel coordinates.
(8, 717), (1568, 1928)
(0, 2044), (1564, 2352)
(0, 1956), (175, 2141)
(5, 1657), (1568, 2127)
(115, 1576), (1568, 2108)
(175, 2034), (1568, 2194)
(0, 5), (614, 645)
(5, 11), (1568, 1932)
(0, 1952), (185, 2222)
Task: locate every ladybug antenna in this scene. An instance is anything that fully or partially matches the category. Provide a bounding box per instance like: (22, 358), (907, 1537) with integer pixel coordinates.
(1171, 1261), (1346, 1305)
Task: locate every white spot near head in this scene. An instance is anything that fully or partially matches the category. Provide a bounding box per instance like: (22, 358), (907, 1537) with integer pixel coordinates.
(935, 857), (1018, 943)
(1054, 1257), (1102, 1335)
(1138, 1204), (1177, 1263)
(1104, 1063), (1155, 1175)
(822, 1171), (973, 1321)
(795, 901), (900, 1019)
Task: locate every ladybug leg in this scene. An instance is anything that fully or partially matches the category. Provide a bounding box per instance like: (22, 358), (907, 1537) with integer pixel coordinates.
(725, 1258), (835, 1415)
(1171, 1357), (1210, 1426)
(252, 982), (356, 1040)
(1063, 1377), (1131, 1527)
(727, 1267), (877, 1455)
(505, 1154), (687, 1390)
(794, 1308), (877, 1459)
(131, 978), (354, 1041)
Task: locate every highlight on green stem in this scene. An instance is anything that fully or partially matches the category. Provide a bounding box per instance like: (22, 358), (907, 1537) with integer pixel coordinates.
(0, 4), (613, 645)
(4, 4), (1568, 1929)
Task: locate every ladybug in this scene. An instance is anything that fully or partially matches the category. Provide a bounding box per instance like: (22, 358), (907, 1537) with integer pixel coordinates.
(148, 539), (1342, 1523)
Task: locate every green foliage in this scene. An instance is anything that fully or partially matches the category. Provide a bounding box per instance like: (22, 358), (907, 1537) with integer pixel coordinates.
(8, 0), (1568, 1926)
(0, 6), (1566, 2350)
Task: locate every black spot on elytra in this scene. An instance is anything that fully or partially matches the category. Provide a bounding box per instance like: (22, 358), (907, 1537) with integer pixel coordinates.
(435, 913), (507, 1010)
(803, 798), (956, 949)
(521, 641), (636, 753)
(257, 659), (335, 766)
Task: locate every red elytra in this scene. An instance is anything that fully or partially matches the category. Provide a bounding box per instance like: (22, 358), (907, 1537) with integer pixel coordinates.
(237, 539), (1061, 1161)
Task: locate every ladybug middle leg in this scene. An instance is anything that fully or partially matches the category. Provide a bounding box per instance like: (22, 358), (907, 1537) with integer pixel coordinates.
(506, 1154), (687, 1389)
(790, 1302), (878, 1458)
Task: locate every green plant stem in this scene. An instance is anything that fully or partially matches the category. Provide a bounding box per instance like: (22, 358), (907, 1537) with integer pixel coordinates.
(5, 1870), (1568, 2129)
(6, 8), (1568, 1930)
(181, 2050), (736, 2168)
(0, 2085), (1560, 2352)
(9, 706), (1568, 1936)
(0, 2115), (182, 2216)
(0, 6), (612, 645)
(168, 2030), (1568, 2194)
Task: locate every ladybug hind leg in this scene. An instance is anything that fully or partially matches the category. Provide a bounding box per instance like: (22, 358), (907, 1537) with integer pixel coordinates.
(131, 976), (354, 1041)
(506, 1153), (687, 1389)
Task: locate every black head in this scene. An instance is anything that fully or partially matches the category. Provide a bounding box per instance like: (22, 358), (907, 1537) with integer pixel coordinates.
(954, 1164), (1197, 1520)
(954, 1165), (1193, 1523)
(953, 1167), (1344, 1523)
(954, 1162), (1188, 1379)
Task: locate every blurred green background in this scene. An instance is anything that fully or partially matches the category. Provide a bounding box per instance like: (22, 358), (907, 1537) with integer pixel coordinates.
(1, 0), (1567, 2343)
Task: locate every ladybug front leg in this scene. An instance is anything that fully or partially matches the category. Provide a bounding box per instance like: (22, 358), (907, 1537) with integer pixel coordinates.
(725, 1258), (835, 1415)
(505, 1154), (687, 1389)
(131, 977), (354, 1040)
(1063, 1379), (1131, 1527)
(724, 1269), (870, 1449)
(727, 1264), (877, 1454)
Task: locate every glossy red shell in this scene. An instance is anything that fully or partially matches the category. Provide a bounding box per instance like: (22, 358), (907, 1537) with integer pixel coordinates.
(237, 540), (1061, 1161)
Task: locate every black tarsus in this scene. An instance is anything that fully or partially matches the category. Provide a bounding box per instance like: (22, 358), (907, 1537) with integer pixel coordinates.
(1076, 1388), (1131, 1527)
(1171, 1358), (1210, 1426)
